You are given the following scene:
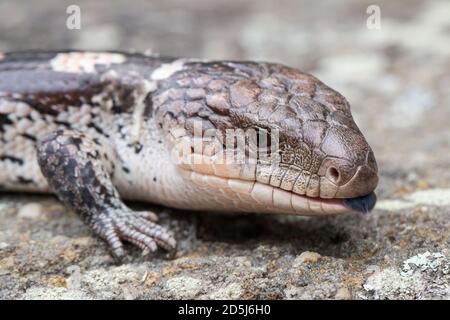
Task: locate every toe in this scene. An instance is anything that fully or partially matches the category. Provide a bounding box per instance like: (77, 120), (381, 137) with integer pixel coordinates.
(136, 211), (159, 222)
(124, 234), (158, 253)
(134, 220), (176, 250)
(105, 233), (125, 260)
(117, 222), (159, 253)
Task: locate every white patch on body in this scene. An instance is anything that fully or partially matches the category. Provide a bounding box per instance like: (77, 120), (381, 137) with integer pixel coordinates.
(151, 59), (185, 80)
(0, 52), (4, 61)
(0, 99), (17, 113)
(50, 52), (126, 73)
(15, 102), (32, 117)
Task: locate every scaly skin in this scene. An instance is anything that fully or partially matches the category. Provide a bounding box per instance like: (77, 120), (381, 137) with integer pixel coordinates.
(0, 51), (378, 259)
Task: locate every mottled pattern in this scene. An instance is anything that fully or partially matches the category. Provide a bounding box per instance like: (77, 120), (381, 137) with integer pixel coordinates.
(0, 51), (169, 191)
(37, 129), (175, 258)
(0, 51), (179, 258)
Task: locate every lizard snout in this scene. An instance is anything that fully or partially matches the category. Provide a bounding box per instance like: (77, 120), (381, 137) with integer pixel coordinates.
(318, 150), (378, 199)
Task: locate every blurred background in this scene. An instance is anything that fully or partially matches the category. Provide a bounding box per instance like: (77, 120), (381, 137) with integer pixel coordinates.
(1, 0), (449, 299)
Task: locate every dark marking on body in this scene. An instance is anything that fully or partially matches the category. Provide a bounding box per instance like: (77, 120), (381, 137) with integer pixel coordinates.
(0, 70), (105, 113)
(80, 187), (96, 209)
(0, 155), (24, 165)
(0, 113), (13, 132)
(70, 136), (83, 149)
(44, 142), (55, 154)
(110, 84), (139, 114)
(81, 161), (96, 185)
(86, 150), (100, 160)
(54, 120), (71, 127)
(143, 94), (153, 117)
(17, 176), (34, 184)
(126, 142), (143, 154)
(87, 122), (110, 138)
(117, 124), (126, 139)
(63, 158), (78, 177)
(134, 143), (143, 154)
(21, 133), (37, 142)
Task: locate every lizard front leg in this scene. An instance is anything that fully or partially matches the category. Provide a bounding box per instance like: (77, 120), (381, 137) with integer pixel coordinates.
(36, 129), (176, 259)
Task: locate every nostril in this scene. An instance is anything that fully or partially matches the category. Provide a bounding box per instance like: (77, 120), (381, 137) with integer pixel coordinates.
(327, 167), (340, 184)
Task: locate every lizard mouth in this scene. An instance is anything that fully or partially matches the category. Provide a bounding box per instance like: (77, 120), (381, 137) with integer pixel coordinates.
(179, 169), (376, 216)
(172, 144), (377, 215)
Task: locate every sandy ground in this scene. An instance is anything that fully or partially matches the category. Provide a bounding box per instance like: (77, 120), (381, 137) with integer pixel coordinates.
(0, 0), (449, 299)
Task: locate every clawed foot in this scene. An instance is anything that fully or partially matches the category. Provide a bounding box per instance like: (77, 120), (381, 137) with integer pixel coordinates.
(36, 129), (176, 261)
(91, 208), (177, 260)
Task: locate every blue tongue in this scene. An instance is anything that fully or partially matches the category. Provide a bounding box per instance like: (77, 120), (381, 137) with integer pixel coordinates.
(343, 192), (377, 213)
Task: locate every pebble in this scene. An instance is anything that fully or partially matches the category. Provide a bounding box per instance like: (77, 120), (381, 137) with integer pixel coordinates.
(165, 276), (203, 299)
(209, 283), (243, 299)
(294, 251), (322, 265)
(0, 242), (9, 250)
(17, 203), (44, 219)
(335, 287), (352, 300)
(66, 265), (82, 290)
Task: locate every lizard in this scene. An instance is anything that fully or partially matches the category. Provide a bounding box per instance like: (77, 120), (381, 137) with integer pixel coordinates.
(0, 50), (379, 259)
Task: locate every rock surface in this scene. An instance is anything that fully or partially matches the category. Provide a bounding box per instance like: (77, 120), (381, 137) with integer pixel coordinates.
(0, 0), (449, 299)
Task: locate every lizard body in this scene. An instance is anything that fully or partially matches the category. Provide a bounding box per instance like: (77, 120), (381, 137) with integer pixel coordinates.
(0, 51), (378, 258)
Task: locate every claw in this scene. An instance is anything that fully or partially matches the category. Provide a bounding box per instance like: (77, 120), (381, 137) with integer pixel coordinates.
(136, 211), (159, 222)
(154, 238), (177, 252)
(91, 209), (177, 258)
(134, 220), (177, 249)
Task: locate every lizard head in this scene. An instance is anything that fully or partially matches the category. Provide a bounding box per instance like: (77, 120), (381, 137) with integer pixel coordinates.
(154, 61), (378, 215)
